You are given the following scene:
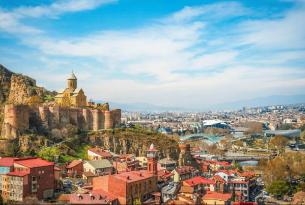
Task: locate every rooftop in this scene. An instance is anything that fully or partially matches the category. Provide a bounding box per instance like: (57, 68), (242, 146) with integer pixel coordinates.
(0, 157), (18, 167)
(85, 159), (113, 169)
(7, 170), (30, 177)
(113, 170), (154, 183)
(69, 191), (117, 204)
(66, 159), (83, 169)
(203, 191), (232, 201)
(184, 176), (216, 186)
(174, 166), (196, 174)
(88, 148), (113, 158)
(68, 72), (77, 80)
(14, 157), (54, 168)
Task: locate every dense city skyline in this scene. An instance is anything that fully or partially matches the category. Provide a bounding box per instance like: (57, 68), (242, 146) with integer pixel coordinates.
(1, 0), (305, 110)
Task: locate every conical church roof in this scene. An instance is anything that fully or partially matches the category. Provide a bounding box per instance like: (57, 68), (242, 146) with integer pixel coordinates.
(68, 71), (77, 80)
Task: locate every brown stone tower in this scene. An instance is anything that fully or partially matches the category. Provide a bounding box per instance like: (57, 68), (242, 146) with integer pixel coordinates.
(147, 144), (158, 175)
(67, 71), (77, 90)
(178, 142), (192, 167)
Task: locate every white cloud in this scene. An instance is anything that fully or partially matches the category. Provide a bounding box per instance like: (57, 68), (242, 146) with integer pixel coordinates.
(1, 1), (305, 109)
(166, 2), (249, 23)
(238, 4), (305, 49)
(0, 10), (42, 34)
(0, 0), (116, 35)
(14, 0), (116, 18)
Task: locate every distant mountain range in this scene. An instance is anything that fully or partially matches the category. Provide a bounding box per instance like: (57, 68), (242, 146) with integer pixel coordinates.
(99, 94), (305, 112)
(214, 94), (305, 111)
(96, 101), (186, 112)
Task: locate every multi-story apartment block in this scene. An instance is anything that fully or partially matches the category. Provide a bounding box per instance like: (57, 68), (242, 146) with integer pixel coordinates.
(0, 157), (55, 202)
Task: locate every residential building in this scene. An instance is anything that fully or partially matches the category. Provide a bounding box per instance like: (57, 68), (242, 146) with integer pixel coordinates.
(158, 158), (177, 171)
(113, 155), (139, 173)
(161, 182), (180, 203)
(172, 166), (198, 182)
(83, 159), (113, 176)
(66, 160), (83, 178)
(88, 147), (113, 160)
(1, 157), (55, 202)
(202, 191), (232, 205)
(92, 144), (159, 205)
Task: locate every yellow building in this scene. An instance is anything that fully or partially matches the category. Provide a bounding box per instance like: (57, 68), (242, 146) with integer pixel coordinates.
(55, 72), (87, 107)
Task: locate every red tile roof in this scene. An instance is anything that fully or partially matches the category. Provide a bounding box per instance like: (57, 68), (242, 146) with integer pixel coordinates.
(205, 160), (231, 166)
(158, 170), (174, 179)
(203, 191), (232, 201)
(7, 170), (30, 177)
(69, 191), (117, 204)
(66, 160), (82, 169)
(15, 158), (54, 168)
(239, 171), (256, 178)
(175, 166), (195, 174)
(184, 176), (216, 186)
(112, 170), (154, 183)
(88, 148), (112, 158)
(0, 157), (18, 167)
(213, 175), (226, 183)
(216, 169), (238, 176)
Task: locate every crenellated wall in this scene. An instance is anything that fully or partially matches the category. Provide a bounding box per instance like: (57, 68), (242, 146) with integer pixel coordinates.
(1, 104), (121, 140)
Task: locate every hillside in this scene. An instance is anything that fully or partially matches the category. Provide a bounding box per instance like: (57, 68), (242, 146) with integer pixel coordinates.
(36, 128), (180, 163)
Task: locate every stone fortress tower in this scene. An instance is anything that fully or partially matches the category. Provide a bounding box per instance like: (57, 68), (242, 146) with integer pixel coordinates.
(1, 72), (121, 140)
(178, 141), (193, 167)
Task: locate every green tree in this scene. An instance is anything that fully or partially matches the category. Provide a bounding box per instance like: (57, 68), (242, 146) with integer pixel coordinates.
(4, 139), (20, 157)
(232, 160), (242, 171)
(43, 94), (54, 102)
(266, 180), (289, 197)
(37, 146), (61, 162)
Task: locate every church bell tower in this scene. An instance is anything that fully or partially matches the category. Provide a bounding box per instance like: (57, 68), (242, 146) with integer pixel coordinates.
(147, 143), (158, 175)
(67, 71), (77, 90)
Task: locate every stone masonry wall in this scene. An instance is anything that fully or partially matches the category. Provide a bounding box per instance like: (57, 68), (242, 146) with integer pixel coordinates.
(1, 104), (121, 140)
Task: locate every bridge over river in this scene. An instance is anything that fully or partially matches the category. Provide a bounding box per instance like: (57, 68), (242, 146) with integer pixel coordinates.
(217, 154), (271, 162)
(194, 151), (272, 162)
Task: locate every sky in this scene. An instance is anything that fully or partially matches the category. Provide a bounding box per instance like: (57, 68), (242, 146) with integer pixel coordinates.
(0, 0), (305, 110)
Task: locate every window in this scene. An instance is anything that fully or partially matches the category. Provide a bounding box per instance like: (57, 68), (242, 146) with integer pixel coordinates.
(32, 176), (37, 182)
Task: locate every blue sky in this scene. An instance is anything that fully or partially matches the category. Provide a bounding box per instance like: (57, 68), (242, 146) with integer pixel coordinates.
(0, 0), (305, 109)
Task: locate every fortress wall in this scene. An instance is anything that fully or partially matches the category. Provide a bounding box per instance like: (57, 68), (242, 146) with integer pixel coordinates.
(49, 106), (60, 128)
(111, 109), (121, 127)
(82, 109), (93, 130)
(69, 108), (79, 126)
(92, 109), (100, 131)
(4, 104), (29, 131)
(104, 110), (113, 129)
(38, 106), (50, 129)
(1, 104), (121, 138)
(58, 107), (70, 127)
(99, 111), (105, 130)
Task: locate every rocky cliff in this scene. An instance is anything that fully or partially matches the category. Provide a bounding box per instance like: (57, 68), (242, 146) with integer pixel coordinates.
(0, 65), (13, 133)
(89, 129), (179, 159)
(0, 64), (54, 134)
